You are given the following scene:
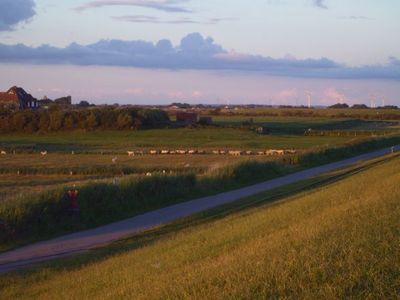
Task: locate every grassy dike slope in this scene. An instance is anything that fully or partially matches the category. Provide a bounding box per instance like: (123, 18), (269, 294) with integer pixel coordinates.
(1, 157), (399, 299)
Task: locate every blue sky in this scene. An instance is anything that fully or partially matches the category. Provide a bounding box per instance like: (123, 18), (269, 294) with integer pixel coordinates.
(0, 0), (399, 105)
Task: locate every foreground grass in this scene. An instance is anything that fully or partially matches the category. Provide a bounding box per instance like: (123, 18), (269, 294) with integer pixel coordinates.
(1, 155), (399, 299)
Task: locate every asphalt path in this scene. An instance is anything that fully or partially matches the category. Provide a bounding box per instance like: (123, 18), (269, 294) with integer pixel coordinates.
(0, 146), (398, 273)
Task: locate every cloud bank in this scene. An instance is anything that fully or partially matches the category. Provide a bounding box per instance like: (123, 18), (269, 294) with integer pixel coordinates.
(75, 0), (191, 13)
(0, 0), (36, 31)
(0, 33), (399, 79)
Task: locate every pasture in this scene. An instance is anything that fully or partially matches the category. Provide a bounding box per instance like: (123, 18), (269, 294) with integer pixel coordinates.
(1, 153), (398, 299)
(0, 127), (358, 153)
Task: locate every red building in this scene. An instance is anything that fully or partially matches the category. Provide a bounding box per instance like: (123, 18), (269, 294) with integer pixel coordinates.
(176, 112), (198, 125)
(0, 86), (38, 110)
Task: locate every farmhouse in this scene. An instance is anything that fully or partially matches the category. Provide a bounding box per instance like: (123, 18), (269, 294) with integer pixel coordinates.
(176, 112), (198, 125)
(0, 86), (38, 110)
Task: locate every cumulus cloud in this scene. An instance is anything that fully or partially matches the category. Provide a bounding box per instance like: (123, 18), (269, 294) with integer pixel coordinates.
(0, 33), (399, 79)
(0, 0), (36, 31)
(324, 87), (346, 103)
(313, 0), (328, 9)
(75, 0), (191, 13)
(276, 89), (298, 100)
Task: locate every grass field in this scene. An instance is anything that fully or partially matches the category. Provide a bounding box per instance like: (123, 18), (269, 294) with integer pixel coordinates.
(0, 128), (360, 153)
(205, 107), (400, 120)
(0, 154), (398, 299)
(211, 115), (397, 131)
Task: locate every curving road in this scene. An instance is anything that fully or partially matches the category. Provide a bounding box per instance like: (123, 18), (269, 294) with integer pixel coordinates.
(0, 146), (398, 273)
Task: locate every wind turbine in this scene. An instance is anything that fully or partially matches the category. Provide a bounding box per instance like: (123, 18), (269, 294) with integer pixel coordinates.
(305, 91), (312, 108)
(369, 93), (376, 108)
(381, 95), (386, 107)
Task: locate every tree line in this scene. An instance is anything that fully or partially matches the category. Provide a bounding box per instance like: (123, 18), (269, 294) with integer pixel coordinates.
(0, 107), (170, 133)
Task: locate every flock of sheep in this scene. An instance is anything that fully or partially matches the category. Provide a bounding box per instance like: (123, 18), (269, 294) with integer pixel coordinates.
(126, 149), (297, 156)
(0, 149), (297, 157)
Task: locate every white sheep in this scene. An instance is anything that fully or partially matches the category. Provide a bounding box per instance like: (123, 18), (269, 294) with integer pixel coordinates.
(127, 151), (135, 156)
(0, 151), (6, 155)
(40, 151), (47, 156)
(112, 157), (118, 163)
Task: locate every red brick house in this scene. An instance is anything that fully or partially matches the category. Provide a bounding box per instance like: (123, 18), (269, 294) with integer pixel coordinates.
(176, 112), (198, 125)
(0, 86), (38, 110)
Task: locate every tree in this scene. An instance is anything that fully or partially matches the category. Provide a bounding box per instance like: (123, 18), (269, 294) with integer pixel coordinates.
(117, 113), (133, 129)
(85, 112), (99, 130)
(329, 103), (349, 109)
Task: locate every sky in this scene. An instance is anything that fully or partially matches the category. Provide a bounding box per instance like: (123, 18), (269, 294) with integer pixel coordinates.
(0, 0), (399, 106)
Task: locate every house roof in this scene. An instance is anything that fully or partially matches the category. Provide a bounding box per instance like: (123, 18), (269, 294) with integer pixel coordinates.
(0, 86), (37, 104)
(0, 92), (19, 103)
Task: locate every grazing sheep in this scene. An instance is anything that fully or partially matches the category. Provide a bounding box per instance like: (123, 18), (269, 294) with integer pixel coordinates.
(112, 157), (118, 163)
(197, 150), (206, 155)
(285, 149), (297, 154)
(169, 150), (176, 155)
(40, 151), (48, 156)
(266, 149), (285, 156)
(161, 150), (170, 155)
(219, 150), (227, 155)
(136, 150), (144, 156)
(150, 150), (158, 155)
(127, 151), (135, 157)
(0, 151), (6, 155)
(188, 150), (197, 155)
(257, 151), (266, 155)
(245, 151), (253, 155)
(176, 150), (187, 155)
(229, 150), (242, 156)
(146, 172), (152, 177)
(212, 150), (220, 155)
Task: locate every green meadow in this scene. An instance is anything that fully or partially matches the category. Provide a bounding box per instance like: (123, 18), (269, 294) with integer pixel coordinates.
(0, 127), (357, 152)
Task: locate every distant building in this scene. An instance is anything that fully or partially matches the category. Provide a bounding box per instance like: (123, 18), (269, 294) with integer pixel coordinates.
(176, 112), (198, 125)
(38, 95), (72, 108)
(199, 116), (213, 125)
(0, 86), (38, 110)
(54, 96), (72, 106)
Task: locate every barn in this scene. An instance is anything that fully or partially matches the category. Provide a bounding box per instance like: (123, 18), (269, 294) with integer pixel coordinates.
(176, 112), (198, 125)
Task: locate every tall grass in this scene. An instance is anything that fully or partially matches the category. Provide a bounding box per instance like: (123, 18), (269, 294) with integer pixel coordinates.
(298, 134), (400, 167)
(0, 160), (288, 246)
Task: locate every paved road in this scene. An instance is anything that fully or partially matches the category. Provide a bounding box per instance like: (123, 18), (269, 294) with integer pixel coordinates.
(0, 146), (398, 273)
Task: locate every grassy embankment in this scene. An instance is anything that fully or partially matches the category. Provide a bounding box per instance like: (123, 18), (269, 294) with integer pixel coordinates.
(0, 134), (399, 252)
(0, 152), (399, 298)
